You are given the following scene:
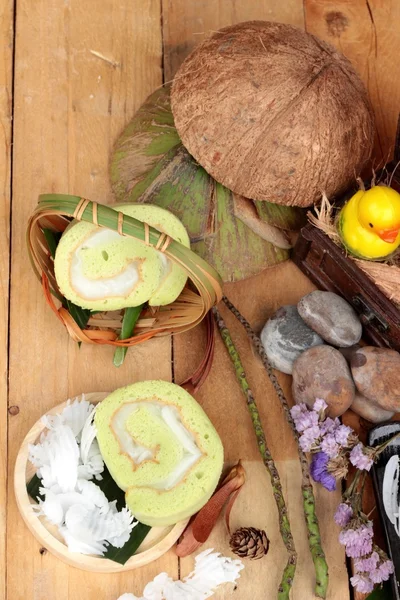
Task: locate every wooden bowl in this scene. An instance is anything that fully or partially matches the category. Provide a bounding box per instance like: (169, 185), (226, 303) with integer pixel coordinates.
(14, 392), (189, 573)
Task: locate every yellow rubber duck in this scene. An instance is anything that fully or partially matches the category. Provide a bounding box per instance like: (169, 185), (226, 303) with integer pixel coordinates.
(338, 185), (400, 260)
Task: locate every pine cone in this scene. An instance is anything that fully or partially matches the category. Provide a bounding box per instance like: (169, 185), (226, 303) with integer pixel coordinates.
(229, 527), (269, 560)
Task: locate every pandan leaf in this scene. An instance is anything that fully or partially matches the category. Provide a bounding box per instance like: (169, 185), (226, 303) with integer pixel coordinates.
(95, 465), (127, 511)
(104, 523), (151, 564)
(253, 200), (307, 231)
(110, 86), (290, 282)
(27, 473), (44, 502)
(43, 228), (95, 330)
(65, 300), (92, 330)
(27, 465), (151, 564)
(113, 304), (144, 367)
(43, 229), (62, 257)
(366, 581), (392, 599)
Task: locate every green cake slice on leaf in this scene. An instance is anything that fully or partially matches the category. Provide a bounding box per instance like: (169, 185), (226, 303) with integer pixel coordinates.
(54, 204), (190, 311)
(95, 381), (224, 527)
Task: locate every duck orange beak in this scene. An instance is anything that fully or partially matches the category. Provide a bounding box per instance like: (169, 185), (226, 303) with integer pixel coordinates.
(377, 228), (400, 244)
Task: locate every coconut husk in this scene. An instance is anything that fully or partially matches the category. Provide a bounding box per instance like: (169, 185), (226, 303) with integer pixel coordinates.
(171, 21), (374, 207)
(27, 194), (223, 351)
(308, 194), (400, 304)
(109, 85), (306, 283)
(232, 195), (292, 249)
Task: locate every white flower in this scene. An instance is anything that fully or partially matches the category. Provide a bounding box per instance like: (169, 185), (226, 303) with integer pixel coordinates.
(29, 395), (136, 557)
(61, 395), (94, 440)
(117, 549), (244, 600)
(76, 480), (109, 514)
(30, 424), (80, 492)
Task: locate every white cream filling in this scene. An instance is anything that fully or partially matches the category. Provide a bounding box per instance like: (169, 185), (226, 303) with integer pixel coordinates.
(70, 229), (140, 300)
(158, 252), (171, 282)
(112, 402), (202, 490)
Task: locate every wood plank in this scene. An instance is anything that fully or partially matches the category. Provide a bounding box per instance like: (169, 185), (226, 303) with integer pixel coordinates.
(174, 266), (350, 599)
(304, 0), (400, 164)
(162, 0), (305, 81)
(8, 1), (177, 599)
(0, 1), (13, 599)
(163, 4), (350, 597)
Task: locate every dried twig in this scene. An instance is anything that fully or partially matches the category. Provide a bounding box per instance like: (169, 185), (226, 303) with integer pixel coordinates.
(222, 296), (329, 599)
(212, 306), (297, 600)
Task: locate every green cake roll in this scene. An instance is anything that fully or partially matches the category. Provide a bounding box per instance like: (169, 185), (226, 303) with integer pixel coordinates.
(116, 204), (190, 307)
(94, 381), (224, 526)
(53, 204), (190, 311)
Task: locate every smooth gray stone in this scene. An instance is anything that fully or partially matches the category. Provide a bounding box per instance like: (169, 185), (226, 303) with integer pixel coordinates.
(260, 305), (324, 374)
(298, 291), (362, 347)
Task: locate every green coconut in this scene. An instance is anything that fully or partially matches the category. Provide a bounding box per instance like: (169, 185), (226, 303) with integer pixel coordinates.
(110, 86), (305, 282)
(54, 203), (190, 311)
(95, 381), (224, 527)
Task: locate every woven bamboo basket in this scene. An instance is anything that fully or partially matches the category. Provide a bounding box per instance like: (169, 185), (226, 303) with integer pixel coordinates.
(27, 194), (223, 351)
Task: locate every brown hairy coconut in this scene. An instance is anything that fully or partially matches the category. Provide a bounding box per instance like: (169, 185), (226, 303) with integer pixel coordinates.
(171, 21), (375, 207)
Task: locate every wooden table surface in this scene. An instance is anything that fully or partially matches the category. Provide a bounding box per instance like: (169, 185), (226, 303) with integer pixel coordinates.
(1, 1), (399, 599)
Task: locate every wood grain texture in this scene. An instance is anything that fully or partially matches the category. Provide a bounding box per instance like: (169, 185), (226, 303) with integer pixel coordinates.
(6, 1), (400, 599)
(162, 0), (305, 80)
(7, 2), (177, 600)
(173, 265), (350, 599)
(304, 0), (400, 164)
(0, 2), (13, 599)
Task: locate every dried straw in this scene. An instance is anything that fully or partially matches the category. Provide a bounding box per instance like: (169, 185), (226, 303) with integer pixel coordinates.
(307, 193), (340, 243)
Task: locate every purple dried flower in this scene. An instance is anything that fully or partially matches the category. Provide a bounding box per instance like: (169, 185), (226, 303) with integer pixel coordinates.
(290, 403), (308, 420)
(334, 503), (353, 527)
(350, 574), (374, 594)
(334, 424), (352, 446)
(320, 417), (340, 435)
(313, 398), (328, 413)
(321, 434), (340, 458)
(339, 523), (373, 558)
(354, 551), (379, 573)
(350, 444), (374, 471)
(299, 425), (321, 452)
(293, 410), (319, 433)
(310, 452), (336, 491)
(370, 560), (394, 584)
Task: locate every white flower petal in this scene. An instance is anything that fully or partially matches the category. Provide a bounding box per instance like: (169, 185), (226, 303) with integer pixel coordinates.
(36, 495), (64, 525)
(76, 480), (109, 514)
(59, 525), (107, 556)
(34, 424), (80, 492)
(116, 550), (244, 600)
(80, 406), (98, 463)
(61, 396), (94, 439)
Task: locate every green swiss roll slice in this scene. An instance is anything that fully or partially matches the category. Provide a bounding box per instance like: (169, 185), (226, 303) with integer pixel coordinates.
(94, 381), (224, 527)
(53, 204), (190, 311)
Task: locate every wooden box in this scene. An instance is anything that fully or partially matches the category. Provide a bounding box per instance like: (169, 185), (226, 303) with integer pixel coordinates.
(292, 225), (400, 351)
(292, 155), (400, 351)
